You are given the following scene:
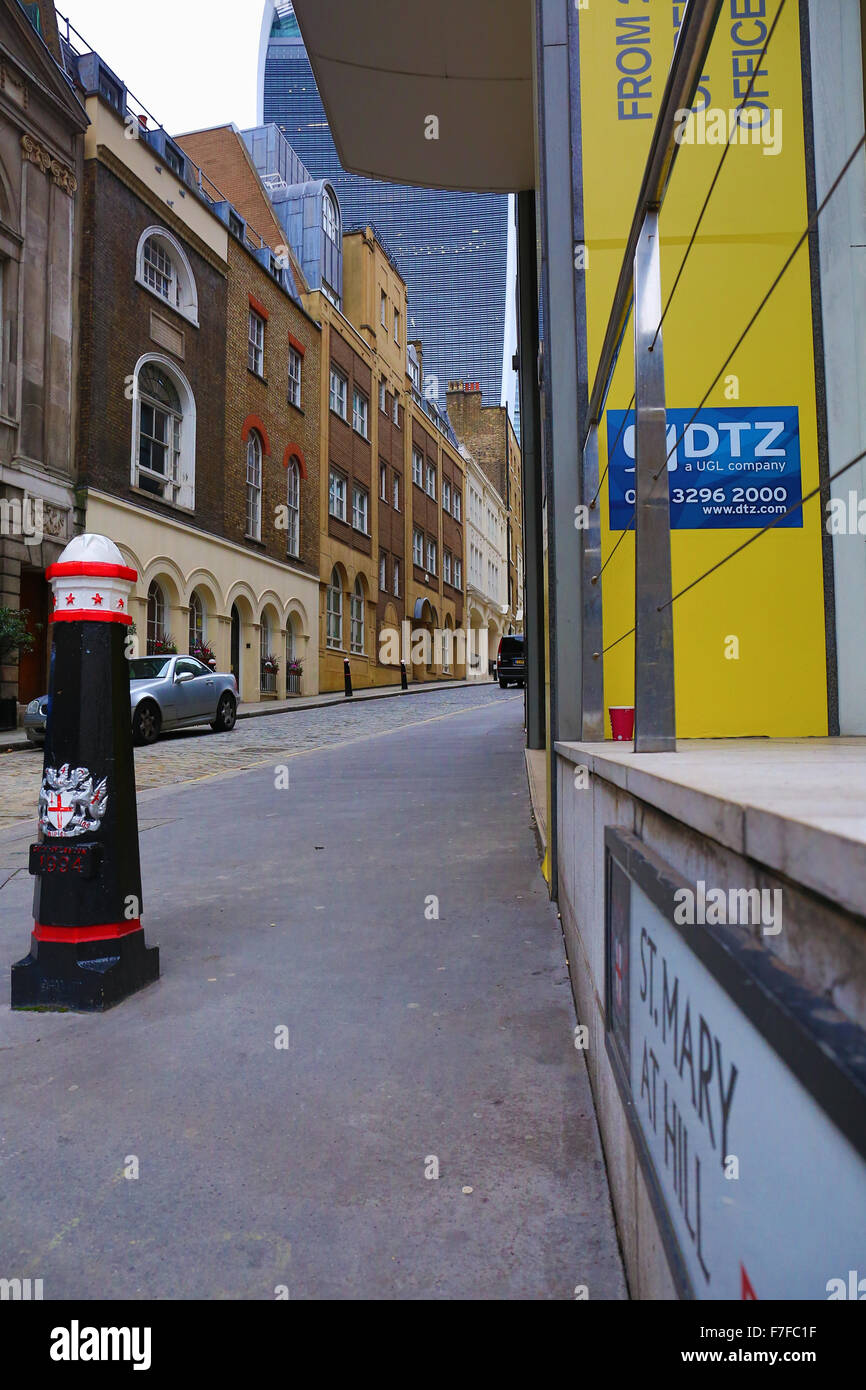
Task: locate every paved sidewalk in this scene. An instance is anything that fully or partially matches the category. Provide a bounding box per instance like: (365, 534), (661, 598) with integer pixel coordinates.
(0, 693), (626, 1300)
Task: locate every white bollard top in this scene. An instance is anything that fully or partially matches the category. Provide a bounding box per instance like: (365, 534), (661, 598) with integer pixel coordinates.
(46, 533), (137, 626)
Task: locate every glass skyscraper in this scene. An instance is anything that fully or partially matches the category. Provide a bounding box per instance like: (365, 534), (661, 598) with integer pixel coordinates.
(258, 1), (513, 413)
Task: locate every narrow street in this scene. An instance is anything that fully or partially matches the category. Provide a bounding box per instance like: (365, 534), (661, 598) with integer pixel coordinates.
(0, 688), (625, 1300)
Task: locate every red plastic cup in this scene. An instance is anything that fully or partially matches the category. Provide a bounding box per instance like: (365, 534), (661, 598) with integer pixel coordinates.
(609, 706), (635, 741)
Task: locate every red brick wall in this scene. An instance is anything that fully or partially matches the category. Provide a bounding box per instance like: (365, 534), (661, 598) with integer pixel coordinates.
(327, 329), (373, 555)
(77, 160), (227, 535)
(177, 127), (286, 256)
(223, 236), (320, 577)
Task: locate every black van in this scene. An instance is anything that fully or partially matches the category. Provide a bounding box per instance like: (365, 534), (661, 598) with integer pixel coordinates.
(497, 634), (526, 688)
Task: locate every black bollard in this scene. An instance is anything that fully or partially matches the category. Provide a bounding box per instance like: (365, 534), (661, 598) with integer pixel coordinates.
(344, 658), (353, 698)
(12, 534), (159, 1011)
(400, 661), (408, 691)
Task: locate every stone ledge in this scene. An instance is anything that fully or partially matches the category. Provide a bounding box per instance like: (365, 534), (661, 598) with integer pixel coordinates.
(554, 738), (866, 922)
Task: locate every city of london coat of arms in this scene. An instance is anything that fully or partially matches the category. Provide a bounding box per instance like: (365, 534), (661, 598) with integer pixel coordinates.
(38, 765), (109, 838)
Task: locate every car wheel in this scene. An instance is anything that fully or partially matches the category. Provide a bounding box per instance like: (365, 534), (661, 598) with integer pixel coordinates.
(499, 679), (508, 689)
(133, 700), (161, 746)
(211, 692), (237, 733)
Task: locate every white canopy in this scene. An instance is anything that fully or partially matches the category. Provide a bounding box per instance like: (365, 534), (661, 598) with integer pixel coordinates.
(286, 0), (535, 192)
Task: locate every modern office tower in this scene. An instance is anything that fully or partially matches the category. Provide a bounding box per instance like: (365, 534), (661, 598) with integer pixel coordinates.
(257, 0), (513, 415)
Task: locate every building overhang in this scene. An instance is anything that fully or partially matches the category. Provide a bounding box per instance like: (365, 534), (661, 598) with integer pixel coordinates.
(288, 1), (535, 193)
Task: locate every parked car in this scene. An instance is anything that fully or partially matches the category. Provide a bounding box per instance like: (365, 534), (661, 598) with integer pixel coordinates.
(497, 633), (526, 688)
(24, 656), (238, 747)
(23, 694), (50, 745)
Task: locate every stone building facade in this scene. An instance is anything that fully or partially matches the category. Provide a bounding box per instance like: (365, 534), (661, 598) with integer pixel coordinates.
(0, 0), (86, 721)
(462, 444), (509, 661)
(446, 381), (524, 634)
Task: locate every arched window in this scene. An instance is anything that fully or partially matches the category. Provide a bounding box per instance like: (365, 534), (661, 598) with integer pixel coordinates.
(137, 362), (181, 501)
(147, 581), (165, 653)
(136, 227), (199, 324)
(286, 457), (300, 557)
(132, 356), (196, 508)
(322, 189), (339, 243)
(143, 236), (175, 303)
(246, 432), (263, 539)
(326, 568), (342, 649)
(188, 589), (205, 652)
(350, 576), (365, 655)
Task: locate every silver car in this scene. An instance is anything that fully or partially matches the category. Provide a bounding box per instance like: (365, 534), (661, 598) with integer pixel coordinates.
(128, 656), (238, 744)
(24, 656), (239, 748)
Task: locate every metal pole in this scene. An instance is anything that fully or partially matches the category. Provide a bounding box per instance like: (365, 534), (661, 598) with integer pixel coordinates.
(633, 211), (676, 752)
(582, 424), (605, 739)
(516, 190), (545, 750)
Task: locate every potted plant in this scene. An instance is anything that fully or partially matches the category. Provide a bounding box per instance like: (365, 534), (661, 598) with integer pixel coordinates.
(191, 640), (217, 669)
(0, 607), (34, 730)
(260, 652), (279, 697)
(286, 656), (303, 694)
(149, 634), (177, 657)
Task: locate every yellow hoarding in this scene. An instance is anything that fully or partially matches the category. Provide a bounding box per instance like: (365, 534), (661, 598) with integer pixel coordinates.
(580, 0), (827, 736)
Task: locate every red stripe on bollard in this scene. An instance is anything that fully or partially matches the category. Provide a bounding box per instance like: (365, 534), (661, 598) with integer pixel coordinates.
(45, 561), (138, 581)
(50, 610), (133, 626)
(33, 919), (143, 944)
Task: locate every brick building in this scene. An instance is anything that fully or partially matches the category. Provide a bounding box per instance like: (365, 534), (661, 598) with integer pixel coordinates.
(323, 226), (467, 691)
(217, 232), (320, 699)
(0, 0), (86, 723)
(68, 35), (320, 702)
(188, 121), (469, 692)
(179, 126), (322, 700)
(446, 382), (524, 635)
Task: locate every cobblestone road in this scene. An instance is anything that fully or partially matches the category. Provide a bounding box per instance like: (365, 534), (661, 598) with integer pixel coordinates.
(0, 684), (514, 831)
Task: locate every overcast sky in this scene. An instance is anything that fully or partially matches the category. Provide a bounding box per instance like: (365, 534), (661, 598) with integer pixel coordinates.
(58, 0), (266, 135)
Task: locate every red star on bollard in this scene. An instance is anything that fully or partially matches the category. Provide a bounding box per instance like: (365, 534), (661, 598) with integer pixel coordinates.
(92, 594), (104, 606)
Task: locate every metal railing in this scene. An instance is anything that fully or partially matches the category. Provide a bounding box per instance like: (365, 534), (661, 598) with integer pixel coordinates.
(56, 10), (272, 254)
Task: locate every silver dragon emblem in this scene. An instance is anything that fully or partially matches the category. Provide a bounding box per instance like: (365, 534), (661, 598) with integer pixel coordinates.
(38, 764), (109, 838)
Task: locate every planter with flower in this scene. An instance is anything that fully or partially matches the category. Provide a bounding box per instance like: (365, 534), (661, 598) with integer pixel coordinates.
(191, 640), (217, 670)
(149, 634), (177, 657)
(286, 657), (303, 695)
(260, 653), (279, 696)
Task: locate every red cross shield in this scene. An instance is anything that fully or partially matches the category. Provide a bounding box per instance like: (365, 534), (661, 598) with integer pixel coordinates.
(45, 791), (75, 833)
